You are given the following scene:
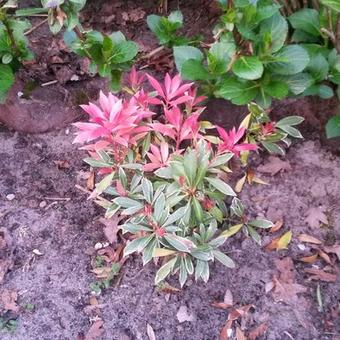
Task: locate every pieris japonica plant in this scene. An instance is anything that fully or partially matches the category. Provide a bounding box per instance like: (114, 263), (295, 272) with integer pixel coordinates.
(73, 69), (286, 287)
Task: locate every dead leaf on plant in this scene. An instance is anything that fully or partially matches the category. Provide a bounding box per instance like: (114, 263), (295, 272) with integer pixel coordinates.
(297, 233), (322, 245)
(305, 206), (328, 228)
(87, 171), (95, 190)
(257, 156), (291, 176)
(248, 322), (268, 340)
(99, 216), (121, 244)
(146, 323), (156, 340)
(0, 289), (19, 313)
(304, 268), (336, 282)
(84, 320), (104, 340)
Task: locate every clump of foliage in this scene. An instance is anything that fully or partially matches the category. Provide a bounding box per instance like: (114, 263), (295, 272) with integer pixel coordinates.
(0, 0), (138, 101)
(147, 0), (340, 137)
(74, 69), (303, 287)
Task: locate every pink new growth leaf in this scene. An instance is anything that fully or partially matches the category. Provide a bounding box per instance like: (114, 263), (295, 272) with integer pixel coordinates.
(217, 126), (258, 156)
(143, 143), (170, 171)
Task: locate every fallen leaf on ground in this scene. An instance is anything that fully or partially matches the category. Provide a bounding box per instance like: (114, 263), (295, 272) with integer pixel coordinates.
(304, 268), (336, 282)
(297, 233), (322, 244)
(85, 320), (104, 340)
(257, 156), (291, 176)
(270, 219), (283, 233)
(224, 289), (233, 306)
(147, 323), (156, 340)
(236, 326), (246, 340)
(305, 206), (328, 228)
(228, 304), (254, 321)
(211, 289), (233, 309)
(299, 253), (318, 263)
(53, 160), (70, 169)
(157, 282), (181, 294)
(322, 245), (340, 261)
(220, 319), (233, 340)
(99, 216), (121, 244)
(0, 289), (19, 313)
(265, 231), (292, 251)
(176, 306), (195, 323)
(318, 250), (332, 265)
(248, 322), (268, 340)
(272, 257), (307, 304)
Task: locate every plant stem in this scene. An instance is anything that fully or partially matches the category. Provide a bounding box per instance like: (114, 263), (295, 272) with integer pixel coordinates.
(336, 15), (340, 53)
(3, 18), (20, 57)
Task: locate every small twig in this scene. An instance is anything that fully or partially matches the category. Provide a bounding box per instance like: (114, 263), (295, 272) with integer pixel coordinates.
(320, 28), (336, 46)
(24, 18), (48, 36)
(44, 201), (59, 211)
(139, 45), (165, 60)
(41, 80), (58, 87)
(44, 197), (71, 201)
(75, 184), (92, 195)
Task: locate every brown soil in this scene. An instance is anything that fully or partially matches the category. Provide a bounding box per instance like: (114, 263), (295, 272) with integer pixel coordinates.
(0, 1), (339, 339)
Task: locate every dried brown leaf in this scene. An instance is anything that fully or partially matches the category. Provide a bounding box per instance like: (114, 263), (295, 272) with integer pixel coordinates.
(272, 278), (307, 303)
(297, 233), (322, 244)
(305, 206), (328, 228)
(0, 289), (19, 313)
(270, 219), (283, 233)
(220, 319), (233, 340)
(236, 327), (246, 340)
(257, 156), (291, 176)
(248, 322), (268, 340)
(318, 250), (332, 265)
(99, 217), (120, 244)
(176, 305), (195, 323)
(53, 160), (70, 169)
(299, 253), (318, 263)
(87, 171), (95, 190)
(85, 320), (104, 340)
(304, 268), (336, 282)
(322, 245), (340, 261)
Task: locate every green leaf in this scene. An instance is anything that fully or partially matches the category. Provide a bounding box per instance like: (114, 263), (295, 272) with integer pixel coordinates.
(261, 141), (285, 155)
(276, 116), (305, 127)
(124, 236), (152, 256)
(205, 177), (236, 196)
(208, 42), (235, 75)
(263, 81), (289, 99)
(218, 224), (243, 239)
(1, 53), (13, 64)
(163, 206), (187, 227)
(260, 13), (288, 53)
(141, 178), (153, 204)
(147, 14), (161, 33)
(288, 9), (320, 36)
(213, 250), (235, 268)
(155, 257), (177, 285)
(232, 56), (264, 80)
(15, 7), (48, 16)
(209, 153), (233, 168)
(179, 258), (188, 288)
(306, 54), (329, 82)
(248, 219), (273, 229)
(319, 0), (340, 12)
(113, 197), (143, 209)
(269, 45), (310, 75)
(247, 225), (261, 245)
(153, 192), (166, 222)
(215, 77), (258, 105)
(181, 59), (210, 80)
(163, 234), (194, 252)
(0, 64), (14, 102)
(278, 125), (303, 138)
(173, 46), (203, 72)
(277, 73), (313, 95)
(110, 41), (138, 63)
(41, 0), (64, 7)
(192, 197), (204, 223)
(95, 173), (114, 194)
(142, 238), (157, 265)
(183, 149), (197, 185)
(326, 116), (340, 138)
